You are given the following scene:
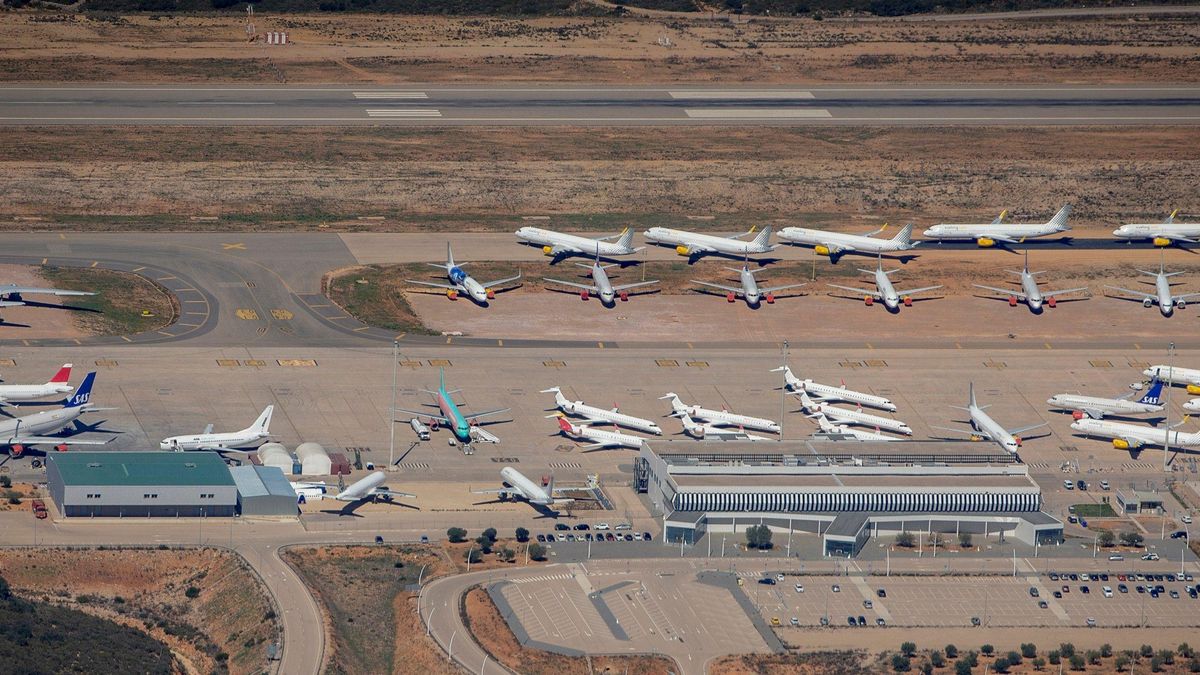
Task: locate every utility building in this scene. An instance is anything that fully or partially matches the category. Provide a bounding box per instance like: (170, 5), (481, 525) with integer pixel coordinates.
(47, 452), (237, 518)
(230, 465), (297, 517)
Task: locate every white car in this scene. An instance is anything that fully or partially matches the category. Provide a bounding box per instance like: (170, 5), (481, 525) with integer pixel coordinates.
(1142, 553), (1160, 561)
(1080, 573), (1090, 581)
(615, 523), (632, 531)
(1184, 515), (1194, 524)
(832, 584), (841, 593)
(595, 523), (611, 530)
(795, 584), (805, 593)
(1064, 480), (1075, 490)
(1103, 586), (1113, 597)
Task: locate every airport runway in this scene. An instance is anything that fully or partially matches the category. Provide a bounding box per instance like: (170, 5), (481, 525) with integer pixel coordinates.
(2, 85), (1199, 126)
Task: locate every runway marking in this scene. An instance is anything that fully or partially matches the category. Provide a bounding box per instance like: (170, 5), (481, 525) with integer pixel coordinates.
(178, 323), (202, 328)
(73, 339), (81, 345)
(157, 331), (176, 337)
(120, 335), (132, 342)
(353, 326), (369, 332)
(235, 309), (259, 320)
(669, 90), (814, 99)
(395, 333), (406, 341)
(353, 91), (428, 99)
(684, 108), (832, 119)
(178, 102), (275, 106)
(131, 266), (146, 272)
(307, 303), (330, 308)
(270, 309), (294, 320)
(365, 109), (442, 118)
(6, 115), (1200, 124)
(157, 275), (177, 281)
(183, 299), (207, 304)
(222, 242), (247, 250)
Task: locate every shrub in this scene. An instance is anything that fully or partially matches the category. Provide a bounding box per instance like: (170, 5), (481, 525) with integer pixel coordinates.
(993, 657), (1010, 674)
(981, 645), (994, 656)
(1101, 644), (1113, 658)
(1086, 650), (1100, 665)
(1007, 651), (1022, 665)
(1189, 657), (1200, 673)
(1061, 643), (1077, 658)
(1098, 530), (1115, 547)
(464, 548), (482, 564)
(497, 547), (515, 563)
(902, 642), (917, 657)
(1022, 643), (1038, 659)
(515, 527), (529, 543)
(1142, 645), (1156, 658)
(921, 661), (933, 675)
(1158, 650), (1176, 665)
(1048, 651), (1061, 665)
(1180, 643), (1194, 658)
(447, 527), (467, 543)
(1115, 655), (1131, 670)
(474, 535), (493, 554)
(895, 531), (916, 548)
(966, 652), (979, 668)
(955, 659), (972, 675)
(184, 586), (200, 599)
(482, 527), (498, 543)
(958, 532), (972, 548)
(945, 645), (959, 659)
(0, 475), (10, 488)
(892, 654), (911, 672)
(528, 543), (546, 561)
(1151, 656), (1164, 672)
(931, 651), (946, 668)
(1069, 654), (1085, 671)
(1120, 531), (1145, 547)
(745, 524), (773, 549)
(1032, 657), (1046, 671)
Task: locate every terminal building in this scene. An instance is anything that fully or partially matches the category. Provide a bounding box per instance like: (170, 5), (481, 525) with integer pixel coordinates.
(636, 440), (1063, 557)
(48, 452), (237, 518)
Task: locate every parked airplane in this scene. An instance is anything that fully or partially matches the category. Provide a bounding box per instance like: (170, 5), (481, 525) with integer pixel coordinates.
(797, 392), (912, 435)
(540, 386), (662, 435)
(1143, 366), (1200, 390)
(660, 393), (780, 433)
(0, 283), (95, 311)
(406, 243), (522, 305)
(515, 226), (640, 260)
(0, 372), (112, 456)
(472, 466), (586, 510)
(826, 257), (942, 312)
(692, 262), (806, 307)
(0, 364), (73, 405)
(922, 205), (1072, 247)
(808, 413), (899, 442)
(777, 223), (918, 261)
(159, 405), (273, 451)
(933, 383), (1046, 453)
(542, 248), (658, 307)
(643, 225), (776, 261)
(1071, 417), (1200, 452)
(327, 471), (416, 515)
(1113, 210), (1200, 247)
(1047, 379), (1165, 420)
(772, 365), (896, 412)
(1105, 263), (1199, 317)
(1185, 399), (1200, 413)
(972, 251), (1088, 313)
(553, 416), (644, 450)
(393, 368), (508, 444)
(675, 411), (771, 441)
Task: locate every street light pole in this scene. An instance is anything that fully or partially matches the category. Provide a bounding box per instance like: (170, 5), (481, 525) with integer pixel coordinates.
(389, 340), (399, 469)
(780, 341), (789, 441)
(1163, 342), (1175, 473)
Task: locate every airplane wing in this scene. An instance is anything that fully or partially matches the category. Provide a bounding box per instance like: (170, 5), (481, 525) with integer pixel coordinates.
(1006, 422), (1048, 435)
(978, 234), (1020, 244)
(760, 282), (808, 294)
(930, 425), (984, 438)
(1104, 285), (1156, 300)
(202, 423), (214, 435)
(973, 284), (1025, 299)
(827, 283), (879, 296)
(548, 244), (583, 255)
(1040, 286), (1089, 297)
(0, 285), (96, 298)
(393, 407), (451, 424)
(679, 240), (716, 254)
(5, 435), (112, 445)
(0, 301), (24, 308)
(376, 488), (417, 500)
(471, 487), (521, 498)
(895, 285), (943, 295)
(822, 242), (854, 254)
(693, 281), (743, 295)
(1156, 233), (1198, 244)
(405, 279), (460, 291)
(479, 271), (523, 288)
(542, 277), (597, 293)
(1174, 292), (1200, 301)
(611, 280), (660, 292)
(459, 407), (510, 421)
(582, 441), (618, 450)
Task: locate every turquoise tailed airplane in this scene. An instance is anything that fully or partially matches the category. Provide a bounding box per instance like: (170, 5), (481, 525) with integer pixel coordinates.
(394, 368), (508, 443)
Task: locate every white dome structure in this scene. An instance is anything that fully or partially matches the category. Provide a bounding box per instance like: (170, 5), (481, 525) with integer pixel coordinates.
(256, 443), (294, 474)
(295, 442), (332, 476)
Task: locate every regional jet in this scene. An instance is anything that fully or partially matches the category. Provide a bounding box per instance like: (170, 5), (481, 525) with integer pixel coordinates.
(0, 372), (113, 457)
(692, 262), (806, 307)
(797, 392), (912, 435)
(777, 223), (919, 262)
(808, 413), (899, 442)
(972, 251), (1088, 313)
(643, 225), (777, 262)
(933, 383), (1047, 453)
(552, 416), (644, 450)
(1104, 263), (1200, 317)
(0, 364), (74, 405)
(1047, 379), (1165, 421)
(826, 256), (942, 312)
(675, 411), (771, 441)
(326, 471), (416, 516)
(660, 393), (780, 433)
(540, 386), (662, 435)
(1071, 417), (1200, 453)
(406, 243), (522, 305)
(772, 365), (896, 412)
(0, 284), (95, 321)
(472, 466), (590, 512)
(160, 405), (273, 452)
(922, 205), (1072, 247)
(542, 248), (658, 307)
(393, 368), (508, 444)
(1113, 210), (1200, 247)
(515, 226), (641, 261)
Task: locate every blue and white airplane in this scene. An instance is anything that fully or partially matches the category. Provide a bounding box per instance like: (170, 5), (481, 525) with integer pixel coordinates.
(406, 243), (522, 305)
(1047, 379), (1165, 421)
(393, 368), (508, 444)
(0, 372), (113, 456)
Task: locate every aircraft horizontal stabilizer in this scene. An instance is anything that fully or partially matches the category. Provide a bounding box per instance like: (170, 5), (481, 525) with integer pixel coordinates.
(827, 283), (878, 296)
(1006, 422), (1048, 435)
(972, 284), (1024, 298)
(6, 436), (112, 445)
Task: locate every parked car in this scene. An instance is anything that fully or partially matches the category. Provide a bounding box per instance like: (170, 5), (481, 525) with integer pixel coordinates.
(536, 534), (546, 542)
(1109, 554), (1124, 561)
(790, 617), (800, 627)
(876, 618), (886, 626)
(1038, 600), (1049, 609)
(643, 532), (653, 541)
(1103, 586), (1113, 597)
(847, 616), (856, 626)
(1064, 480), (1075, 490)
(1143, 553), (1160, 561)
(1053, 591), (1062, 599)
(971, 617), (982, 626)
(1029, 587), (1040, 598)
(595, 523), (610, 530)
(574, 523), (590, 530)
(1100, 480), (1110, 490)
(615, 523), (632, 531)
(1086, 618), (1097, 627)
(1119, 584), (1129, 593)
(555, 523), (570, 531)
(863, 600), (874, 609)
(876, 588), (887, 598)
(1081, 585), (1090, 594)
(759, 578), (777, 586)
(857, 616), (867, 626)
(1171, 531), (1189, 539)
(832, 584), (841, 593)
(795, 584), (805, 593)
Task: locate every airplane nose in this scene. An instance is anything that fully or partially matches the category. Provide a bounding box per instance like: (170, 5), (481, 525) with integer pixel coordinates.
(921, 228), (936, 237)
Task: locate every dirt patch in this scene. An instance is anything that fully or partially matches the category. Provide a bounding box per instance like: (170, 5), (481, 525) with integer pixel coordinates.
(710, 650), (871, 675)
(462, 585), (678, 675)
(36, 266), (178, 336)
(0, 547), (278, 675)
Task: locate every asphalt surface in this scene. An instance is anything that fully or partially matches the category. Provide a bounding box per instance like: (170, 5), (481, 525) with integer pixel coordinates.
(2, 85), (1198, 126)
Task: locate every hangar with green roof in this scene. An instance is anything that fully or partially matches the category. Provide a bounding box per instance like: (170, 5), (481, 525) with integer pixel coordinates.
(47, 452), (238, 517)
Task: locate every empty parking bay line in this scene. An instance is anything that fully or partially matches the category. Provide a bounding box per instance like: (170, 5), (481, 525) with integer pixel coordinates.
(684, 108), (831, 119)
(670, 90), (814, 99)
(353, 91), (427, 99)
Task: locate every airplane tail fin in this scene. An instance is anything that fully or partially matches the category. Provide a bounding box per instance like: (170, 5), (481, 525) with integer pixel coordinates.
(659, 392), (684, 411)
(439, 367), (446, 393)
(968, 382), (977, 409)
(249, 405), (274, 434)
(616, 227), (634, 251)
(992, 210), (1008, 225)
(64, 372), (96, 408)
(1139, 379), (1165, 406)
(1165, 209), (1178, 225)
(890, 224), (915, 247)
(556, 416), (573, 433)
(1047, 204), (1072, 230)
(446, 242), (456, 269)
(48, 363), (73, 385)
(750, 226), (773, 248)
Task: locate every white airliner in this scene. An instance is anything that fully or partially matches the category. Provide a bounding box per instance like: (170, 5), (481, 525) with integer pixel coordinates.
(798, 392), (912, 435)
(660, 393), (780, 433)
(540, 386), (662, 435)
(692, 263), (806, 307)
(553, 416), (644, 450)
(643, 226), (777, 260)
(676, 411), (770, 441)
(933, 383), (1046, 453)
(777, 223), (918, 260)
(0, 372), (112, 457)
(1071, 417), (1200, 452)
(1113, 210), (1200, 247)
(827, 257), (942, 312)
(1105, 263), (1199, 317)
(922, 205), (1072, 247)
(0, 284), (96, 319)
(772, 365), (896, 412)
(473, 466), (583, 509)
(1047, 379), (1165, 420)
(406, 243), (522, 305)
(160, 405), (273, 451)
(327, 471), (416, 515)
(515, 226), (641, 260)
(972, 251), (1088, 313)
(1143, 366), (1200, 389)
(0, 364), (74, 404)
(808, 413), (899, 442)
(542, 251), (658, 307)
(1185, 399), (1200, 413)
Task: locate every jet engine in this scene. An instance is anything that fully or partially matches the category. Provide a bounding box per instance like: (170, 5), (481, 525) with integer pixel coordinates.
(864, 296), (873, 306)
(1188, 384), (1200, 396)
(9, 445), (23, 458)
(977, 237), (996, 248)
(1143, 298), (1155, 308)
(1153, 237), (1172, 247)
(446, 290), (458, 301)
(542, 245), (554, 255)
(1071, 410), (1086, 421)
(1014, 436), (1023, 447)
(486, 288), (496, 300)
(675, 245), (690, 256)
(580, 290), (589, 301)
(1047, 296), (1057, 308)
(902, 296), (913, 307)
(814, 245), (832, 256)
(619, 291), (629, 302)
(1178, 299), (1187, 310)
(1008, 296), (1018, 307)
(765, 293), (776, 304)
(727, 292), (736, 303)
(1112, 438), (1138, 450)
